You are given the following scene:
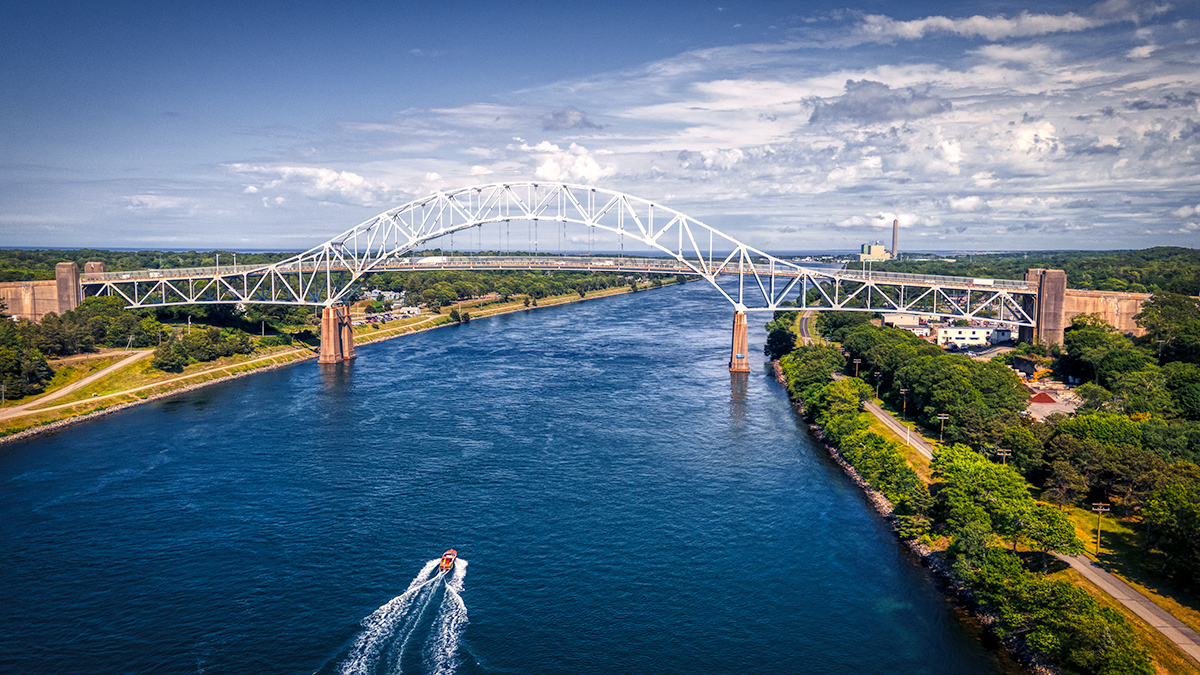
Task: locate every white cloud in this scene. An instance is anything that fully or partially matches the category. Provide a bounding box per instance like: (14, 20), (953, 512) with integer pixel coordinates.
(946, 195), (988, 212)
(854, 11), (1097, 42)
(836, 212), (934, 229)
(1172, 204), (1200, 218)
(124, 194), (195, 212)
(973, 44), (1060, 64)
(1014, 122), (1059, 154)
(227, 164), (395, 206)
(522, 142), (616, 183)
(849, 1), (1169, 43)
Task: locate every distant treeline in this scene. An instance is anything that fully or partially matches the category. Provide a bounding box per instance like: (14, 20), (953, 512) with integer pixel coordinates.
(875, 246), (1200, 295)
(365, 269), (671, 309)
(0, 249), (297, 282)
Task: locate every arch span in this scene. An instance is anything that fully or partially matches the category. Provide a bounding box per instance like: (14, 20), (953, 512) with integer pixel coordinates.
(282, 181), (801, 312)
(81, 181), (1040, 338)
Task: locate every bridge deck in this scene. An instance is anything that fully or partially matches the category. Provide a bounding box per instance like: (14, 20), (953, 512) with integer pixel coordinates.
(82, 255), (1032, 292)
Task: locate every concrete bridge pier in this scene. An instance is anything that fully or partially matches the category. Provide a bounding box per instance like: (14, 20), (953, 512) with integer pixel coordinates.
(729, 310), (750, 373)
(318, 305), (356, 364)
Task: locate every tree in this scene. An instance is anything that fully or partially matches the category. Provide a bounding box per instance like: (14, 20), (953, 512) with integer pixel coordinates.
(1044, 460), (1089, 508)
(1110, 367), (1175, 417)
(1163, 362), (1200, 420)
(1001, 425), (1044, 473)
(1026, 503), (1084, 568)
(1076, 382), (1113, 411)
(1143, 468), (1200, 586)
(763, 312), (798, 360)
(151, 338), (188, 372)
(1135, 293), (1200, 364)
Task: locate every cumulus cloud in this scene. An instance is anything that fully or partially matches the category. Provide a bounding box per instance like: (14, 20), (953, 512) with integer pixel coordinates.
(1013, 122), (1059, 154)
(542, 106), (602, 131)
(227, 164), (394, 206)
(519, 141), (615, 183)
(809, 80), (950, 124)
(946, 195), (989, 212)
(1172, 204), (1200, 219)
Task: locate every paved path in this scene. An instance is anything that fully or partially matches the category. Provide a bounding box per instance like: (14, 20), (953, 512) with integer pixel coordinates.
(0, 350), (153, 419)
(798, 311), (815, 346)
(832, 372), (934, 460)
(1057, 553), (1200, 663)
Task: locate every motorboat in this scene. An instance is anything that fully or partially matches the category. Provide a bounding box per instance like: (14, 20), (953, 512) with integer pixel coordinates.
(439, 549), (457, 571)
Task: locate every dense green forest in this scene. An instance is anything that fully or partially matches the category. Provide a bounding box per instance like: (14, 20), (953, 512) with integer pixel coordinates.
(875, 246), (1200, 295)
(767, 289), (1200, 674)
(779, 348), (1152, 675)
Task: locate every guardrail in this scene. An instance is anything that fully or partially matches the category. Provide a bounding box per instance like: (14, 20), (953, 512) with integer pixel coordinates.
(81, 256), (1031, 292)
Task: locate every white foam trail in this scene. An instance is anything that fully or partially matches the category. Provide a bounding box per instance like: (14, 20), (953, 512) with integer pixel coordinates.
(338, 559), (441, 675)
(426, 559), (469, 675)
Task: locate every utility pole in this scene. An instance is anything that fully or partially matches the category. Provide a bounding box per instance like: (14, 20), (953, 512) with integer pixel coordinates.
(937, 413), (950, 442)
(874, 372), (882, 399)
(995, 448), (1011, 464)
(899, 388), (908, 419)
(1092, 502), (1110, 555)
(853, 359), (861, 377)
(1, 383), (6, 407)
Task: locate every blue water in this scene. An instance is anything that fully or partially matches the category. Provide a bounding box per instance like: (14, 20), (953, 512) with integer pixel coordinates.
(0, 283), (1006, 674)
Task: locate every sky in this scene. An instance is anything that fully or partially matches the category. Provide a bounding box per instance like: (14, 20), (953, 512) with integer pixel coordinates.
(1, 0), (1198, 253)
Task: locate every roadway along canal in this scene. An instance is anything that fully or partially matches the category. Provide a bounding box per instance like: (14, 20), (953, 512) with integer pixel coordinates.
(0, 282), (1010, 674)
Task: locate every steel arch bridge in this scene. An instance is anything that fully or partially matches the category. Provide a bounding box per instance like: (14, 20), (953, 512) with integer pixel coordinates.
(80, 181), (1040, 367)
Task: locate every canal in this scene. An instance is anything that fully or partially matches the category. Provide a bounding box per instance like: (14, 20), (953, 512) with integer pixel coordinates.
(0, 282), (1007, 674)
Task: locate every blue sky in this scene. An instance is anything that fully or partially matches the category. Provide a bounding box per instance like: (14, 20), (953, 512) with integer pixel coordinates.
(2, 0), (1198, 252)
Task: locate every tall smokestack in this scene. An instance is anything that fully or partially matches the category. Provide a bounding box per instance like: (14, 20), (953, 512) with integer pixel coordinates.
(892, 219), (899, 260)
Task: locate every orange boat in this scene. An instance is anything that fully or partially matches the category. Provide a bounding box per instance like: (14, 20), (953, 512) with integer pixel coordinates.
(439, 549), (457, 571)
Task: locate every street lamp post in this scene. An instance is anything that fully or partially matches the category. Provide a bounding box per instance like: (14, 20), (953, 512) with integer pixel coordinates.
(874, 372), (882, 398)
(899, 388), (908, 419)
(937, 413), (950, 442)
(1091, 502), (1110, 555)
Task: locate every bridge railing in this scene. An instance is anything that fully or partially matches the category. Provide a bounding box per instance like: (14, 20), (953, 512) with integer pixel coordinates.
(80, 256), (1033, 292)
(817, 268), (1031, 290)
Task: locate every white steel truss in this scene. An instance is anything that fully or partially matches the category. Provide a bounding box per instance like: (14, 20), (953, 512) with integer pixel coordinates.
(81, 182), (1038, 326)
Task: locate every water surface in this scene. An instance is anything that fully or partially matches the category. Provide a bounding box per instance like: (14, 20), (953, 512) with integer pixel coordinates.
(0, 283), (1004, 674)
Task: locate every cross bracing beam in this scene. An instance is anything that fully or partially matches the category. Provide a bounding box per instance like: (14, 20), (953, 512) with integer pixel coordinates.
(79, 182), (1038, 326)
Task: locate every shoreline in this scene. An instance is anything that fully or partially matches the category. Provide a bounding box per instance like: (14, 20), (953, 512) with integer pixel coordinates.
(770, 360), (1056, 675)
(0, 282), (672, 448)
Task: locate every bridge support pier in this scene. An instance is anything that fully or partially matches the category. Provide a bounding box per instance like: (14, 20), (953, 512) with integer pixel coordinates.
(318, 305), (356, 364)
(729, 311), (750, 373)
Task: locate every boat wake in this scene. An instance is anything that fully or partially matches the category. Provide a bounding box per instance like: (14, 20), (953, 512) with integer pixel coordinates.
(337, 557), (469, 675)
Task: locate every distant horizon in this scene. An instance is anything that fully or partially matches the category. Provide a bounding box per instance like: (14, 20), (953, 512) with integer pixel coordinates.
(2, 244), (1194, 257)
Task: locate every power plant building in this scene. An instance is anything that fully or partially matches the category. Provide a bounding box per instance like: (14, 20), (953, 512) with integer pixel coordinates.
(857, 242), (892, 261)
